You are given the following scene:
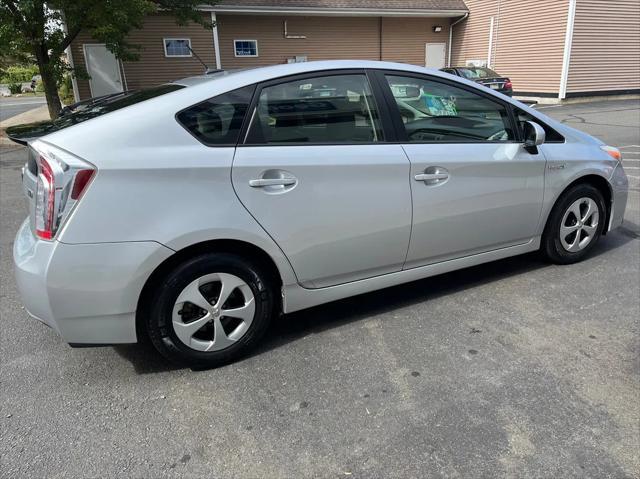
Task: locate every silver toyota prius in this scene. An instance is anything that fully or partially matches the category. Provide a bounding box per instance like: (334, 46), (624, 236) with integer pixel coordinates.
(13, 60), (629, 367)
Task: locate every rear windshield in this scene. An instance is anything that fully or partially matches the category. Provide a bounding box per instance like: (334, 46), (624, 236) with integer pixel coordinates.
(53, 84), (185, 129)
(458, 68), (500, 79)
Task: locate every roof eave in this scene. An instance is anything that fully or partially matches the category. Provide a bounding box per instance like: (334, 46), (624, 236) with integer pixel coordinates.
(199, 5), (468, 17)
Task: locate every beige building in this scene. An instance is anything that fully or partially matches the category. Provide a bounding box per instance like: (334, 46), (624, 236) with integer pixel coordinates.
(450, 0), (640, 99)
(68, 0), (640, 102)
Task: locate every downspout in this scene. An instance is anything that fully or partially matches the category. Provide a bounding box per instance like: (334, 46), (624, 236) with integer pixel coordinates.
(492, 0), (503, 68)
(559, 0), (577, 99)
(119, 60), (128, 91)
(447, 12), (468, 67)
(284, 20), (306, 39)
(211, 12), (222, 70)
(379, 17), (383, 61)
(487, 16), (494, 67)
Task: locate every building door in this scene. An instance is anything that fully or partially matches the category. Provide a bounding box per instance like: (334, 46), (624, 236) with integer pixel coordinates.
(425, 43), (446, 69)
(83, 44), (124, 97)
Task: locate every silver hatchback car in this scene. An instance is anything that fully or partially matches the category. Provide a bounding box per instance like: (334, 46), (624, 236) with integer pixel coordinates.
(14, 61), (629, 367)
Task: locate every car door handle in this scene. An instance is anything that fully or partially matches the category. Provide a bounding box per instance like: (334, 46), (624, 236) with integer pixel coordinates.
(414, 173), (449, 181)
(249, 178), (297, 187)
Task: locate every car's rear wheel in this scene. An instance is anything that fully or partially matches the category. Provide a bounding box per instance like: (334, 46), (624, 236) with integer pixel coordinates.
(146, 253), (274, 367)
(541, 183), (606, 264)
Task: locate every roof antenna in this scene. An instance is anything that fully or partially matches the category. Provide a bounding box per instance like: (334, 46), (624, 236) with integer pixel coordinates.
(186, 44), (221, 74)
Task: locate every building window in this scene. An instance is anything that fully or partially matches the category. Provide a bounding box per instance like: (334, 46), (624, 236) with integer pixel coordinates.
(234, 40), (258, 57)
(164, 38), (192, 57)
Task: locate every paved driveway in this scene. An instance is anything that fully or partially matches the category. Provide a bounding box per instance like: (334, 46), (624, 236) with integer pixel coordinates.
(0, 99), (638, 478)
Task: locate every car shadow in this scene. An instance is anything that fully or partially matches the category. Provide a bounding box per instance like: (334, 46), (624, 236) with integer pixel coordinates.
(113, 341), (183, 374)
(251, 228), (637, 361)
(114, 227), (637, 374)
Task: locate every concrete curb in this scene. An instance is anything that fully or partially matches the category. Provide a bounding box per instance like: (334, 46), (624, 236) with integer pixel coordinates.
(515, 93), (640, 105)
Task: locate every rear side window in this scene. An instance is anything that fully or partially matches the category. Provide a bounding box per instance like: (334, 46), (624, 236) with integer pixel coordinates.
(515, 109), (565, 143)
(245, 74), (383, 145)
(177, 85), (255, 146)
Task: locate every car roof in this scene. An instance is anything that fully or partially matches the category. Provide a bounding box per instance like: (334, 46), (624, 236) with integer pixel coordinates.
(172, 60), (448, 88)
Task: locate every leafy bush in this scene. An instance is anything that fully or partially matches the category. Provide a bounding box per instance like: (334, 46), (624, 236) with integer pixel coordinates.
(8, 83), (22, 94)
(35, 80), (44, 93)
(58, 75), (75, 105)
(1, 65), (39, 84)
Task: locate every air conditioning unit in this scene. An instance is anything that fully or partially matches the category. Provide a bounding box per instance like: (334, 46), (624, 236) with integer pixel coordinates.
(287, 55), (308, 64)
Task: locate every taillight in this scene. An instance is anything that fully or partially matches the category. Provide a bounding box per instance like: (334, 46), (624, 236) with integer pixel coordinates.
(504, 80), (513, 89)
(35, 156), (55, 240)
(32, 143), (96, 241)
(71, 169), (95, 200)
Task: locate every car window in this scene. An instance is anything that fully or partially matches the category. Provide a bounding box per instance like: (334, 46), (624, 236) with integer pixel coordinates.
(176, 84), (255, 146)
(245, 74), (383, 144)
(385, 75), (515, 143)
(515, 108), (565, 143)
(458, 68), (500, 79)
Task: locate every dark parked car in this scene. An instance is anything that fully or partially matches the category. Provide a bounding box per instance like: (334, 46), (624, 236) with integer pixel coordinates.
(441, 67), (513, 96)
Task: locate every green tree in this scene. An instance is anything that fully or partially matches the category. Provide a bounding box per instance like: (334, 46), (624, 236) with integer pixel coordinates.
(0, 1), (212, 119)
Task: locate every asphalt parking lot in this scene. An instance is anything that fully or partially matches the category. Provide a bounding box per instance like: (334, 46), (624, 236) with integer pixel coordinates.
(0, 96), (47, 122)
(1, 99), (638, 478)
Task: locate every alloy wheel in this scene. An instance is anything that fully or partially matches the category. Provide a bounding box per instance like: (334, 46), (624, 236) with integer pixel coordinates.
(559, 197), (599, 252)
(171, 272), (255, 352)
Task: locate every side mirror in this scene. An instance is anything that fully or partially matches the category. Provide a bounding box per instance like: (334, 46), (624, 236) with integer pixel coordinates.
(523, 120), (545, 153)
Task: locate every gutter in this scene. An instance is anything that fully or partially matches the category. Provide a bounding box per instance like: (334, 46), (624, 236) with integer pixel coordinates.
(447, 12), (469, 67)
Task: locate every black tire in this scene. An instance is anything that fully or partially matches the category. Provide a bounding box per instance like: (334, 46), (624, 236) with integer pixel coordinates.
(541, 183), (606, 264)
(146, 253), (274, 368)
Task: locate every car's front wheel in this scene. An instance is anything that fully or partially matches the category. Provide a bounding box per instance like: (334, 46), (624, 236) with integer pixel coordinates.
(541, 183), (606, 264)
(146, 253), (274, 368)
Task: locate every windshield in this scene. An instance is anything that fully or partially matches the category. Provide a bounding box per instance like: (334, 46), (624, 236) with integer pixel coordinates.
(458, 68), (500, 79)
(53, 84), (185, 129)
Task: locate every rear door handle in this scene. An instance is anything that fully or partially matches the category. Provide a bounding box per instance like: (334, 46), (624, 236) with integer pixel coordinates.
(414, 173), (449, 181)
(249, 178), (297, 188)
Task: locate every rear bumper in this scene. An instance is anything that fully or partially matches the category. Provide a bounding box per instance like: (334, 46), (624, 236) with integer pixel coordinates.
(609, 163), (628, 231)
(13, 219), (173, 344)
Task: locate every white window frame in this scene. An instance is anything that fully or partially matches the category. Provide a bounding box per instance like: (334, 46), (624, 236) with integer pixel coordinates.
(234, 39), (259, 58)
(163, 38), (192, 58)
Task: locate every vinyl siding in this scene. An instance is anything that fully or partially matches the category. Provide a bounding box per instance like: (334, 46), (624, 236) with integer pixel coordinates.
(217, 15), (449, 68)
(381, 18), (450, 66)
(450, 0), (569, 94)
(71, 13), (453, 100)
(71, 13), (216, 99)
(566, 0), (640, 94)
(449, 0), (498, 66)
(217, 15), (381, 68)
